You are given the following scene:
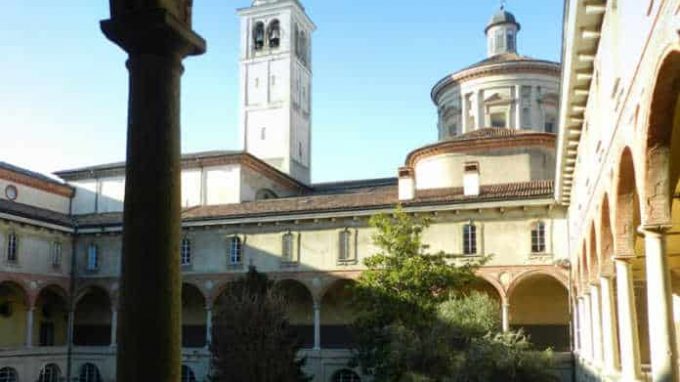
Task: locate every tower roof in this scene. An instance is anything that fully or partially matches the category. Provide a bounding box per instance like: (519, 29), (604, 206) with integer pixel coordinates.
(486, 7), (520, 33)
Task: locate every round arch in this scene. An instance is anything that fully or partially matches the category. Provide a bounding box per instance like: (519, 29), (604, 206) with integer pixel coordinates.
(599, 195), (615, 276)
(0, 281), (29, 348)
(588, 224), (599, 282)
(182, 282), (207, 348)
(644, 49), (680, 225)
(613, 147), (643, 257)
(320, 278), (357, 349)
(507, 272), (569, 351)
(33, 285), (69, 347)
(74, 286), (111, 346)
(473, 272), (506, 302)
(272, 279), (314, 348)
(0, 367), (18, 382)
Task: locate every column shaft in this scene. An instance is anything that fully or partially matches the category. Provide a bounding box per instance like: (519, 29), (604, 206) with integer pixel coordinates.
(591, 284), (604, 366)
(25, 307), (34, 347)
(615, 258), (642, 381)
(111, 309), (118, 346)
(643, 229), (678, 382)
(600, 276), (620, 374)
(205, 307), (212, 347)
(313, 302), (321, 350)
(582, 294), (593, 361)
(501, 303), (510, 332)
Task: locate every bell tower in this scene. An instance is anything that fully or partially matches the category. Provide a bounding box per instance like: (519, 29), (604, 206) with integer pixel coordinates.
(238, 0), (315, 184)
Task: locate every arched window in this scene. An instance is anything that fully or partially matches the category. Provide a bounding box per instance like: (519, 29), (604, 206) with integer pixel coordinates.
(229, 236), (243, 266)
(87, 244), (99, 272)
(0, 367), (18, 382)
(267, 19), (281, 48)
(38, 364), (61, 382)
(181, 365), (197, 382)
(463, 224), (477, 255)
(253, 21), (265, 50)
(78, 363), (102, 382)
(531, 221), (546, 253)
(282, 232), (295, 262)
(255, 189), (278, 200)
(332, 369), (361, 382)
(180, 238), (192, 266)
(338, 229), (355, 263)
(6, 232), (17, 262)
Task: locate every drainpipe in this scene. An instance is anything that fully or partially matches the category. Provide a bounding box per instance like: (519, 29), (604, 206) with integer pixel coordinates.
(66, 221), (78, 382)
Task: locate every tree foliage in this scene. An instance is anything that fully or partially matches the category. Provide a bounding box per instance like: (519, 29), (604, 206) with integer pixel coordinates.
(350, 208), (556, 382)
(209, 267), (310, 382)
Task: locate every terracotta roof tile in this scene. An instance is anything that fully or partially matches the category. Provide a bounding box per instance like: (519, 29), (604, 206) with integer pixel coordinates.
(0, 199), (72, 227)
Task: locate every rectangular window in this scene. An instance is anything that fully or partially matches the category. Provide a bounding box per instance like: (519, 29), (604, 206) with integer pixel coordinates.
(282, 232), (295, 262)
(463, 224), (477, 255)
(522, 107), (531, 128)
(494, 29), (504, 51)
(180, 238), (191, 266)
(6, 233), (17, 262)
(229, 237), (242, 265)
(86, 244), (98, 271)
(507, 32), (515, 51)
(490, 113), (506, 128)
(51, 242), (62, 268)
(531, 222), (546, 253)
(338, 230), (353, 262)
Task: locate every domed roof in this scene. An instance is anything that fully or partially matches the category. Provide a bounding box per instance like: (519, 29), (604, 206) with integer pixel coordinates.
(486, 7), (520, 32)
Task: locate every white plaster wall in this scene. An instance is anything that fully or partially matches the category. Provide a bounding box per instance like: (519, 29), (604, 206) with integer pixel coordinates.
(205, 165), (241, 206)
(0, 222), (72, 276)
(98, 178), (124, 213)
(71, 180), (97, 215)
(414, 147), (555, 190)
(181, 169), (203, 208)
(240, 166), (297, 202)
(0, 180), (70, 214)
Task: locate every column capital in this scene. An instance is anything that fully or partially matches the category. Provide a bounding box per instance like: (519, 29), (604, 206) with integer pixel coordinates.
(637, 224), (672, 236)
(101, 8), (205, 58)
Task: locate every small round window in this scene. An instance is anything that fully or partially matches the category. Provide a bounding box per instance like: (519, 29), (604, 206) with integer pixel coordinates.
(4, 185), (17, 201)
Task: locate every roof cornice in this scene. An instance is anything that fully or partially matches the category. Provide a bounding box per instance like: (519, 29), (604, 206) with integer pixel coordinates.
(554, 0), (606, 204)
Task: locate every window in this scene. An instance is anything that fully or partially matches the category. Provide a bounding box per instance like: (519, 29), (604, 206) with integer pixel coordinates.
(51, 242), (62, 268)
(180, 238), (191, 266)
(78, 363), (102, 382)
(544, 117), (556, 133)
(267, 19), (281, 48)
(229, 236), (243, 266)
(38, 364), (60, 382)
(333, 369), (361, 382)
(4, 185), (17, 201)
(39, 322), (55, 346)
(522, 107), (531, 128)
(338, 229), (354, 263)
(253, 22), (265, 50)
(463, 224), (477, 255)
(6, 232), (17, 262)
(87, 244), (98, 271)
(494, 29), (504, 51)
(532, 221), (546, 253)
(507, 31), (515, 51)
(282, 232), (295, 263)
(260, 127), (266, 140)
(0, 367), (18, 382)
(490, 113), (506, 128)
(181, 365), (197, 382)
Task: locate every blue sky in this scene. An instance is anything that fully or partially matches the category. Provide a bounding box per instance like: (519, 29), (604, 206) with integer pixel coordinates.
(1, 1), (563, 183)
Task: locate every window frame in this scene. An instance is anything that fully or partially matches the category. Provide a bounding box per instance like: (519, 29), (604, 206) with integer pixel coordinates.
(51, 241), (62, 268)
(6, 232), (17, 263)
(0, 367), (18, 382)
(463, 224), (477, 255)
(79, 363), (102, 382)
(281, 231), (297, 265)
(531, 221), (547, 254)
(180, 237), (192, 267)
(337, 229), (357, 265)
(86, 244), (99, 272)
(228, 236), (243, 268)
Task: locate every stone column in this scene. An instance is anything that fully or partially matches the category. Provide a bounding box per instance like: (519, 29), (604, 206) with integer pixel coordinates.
(67, 309), (75, 346)
(313, 302), (321, 350)
(573, 297), (580, 353)
(515, 84), (522, 129)
(582, 293), (593, 361)
(615, 258), (642, 381)
(641, 226), (678, 382)
(110, 308), (118, 347)
(25, 306), (34, 347)
(501, 302), (510, 332)
(600, 276), (620, 375)
(100, 5), (205, 381)
(590, 284), (604, 366)
(461, 94), (469, 133)
(205, 306), (212, 348)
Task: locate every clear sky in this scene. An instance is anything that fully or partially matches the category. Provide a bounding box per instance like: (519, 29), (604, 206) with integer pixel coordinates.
(1, 1), (563, 183)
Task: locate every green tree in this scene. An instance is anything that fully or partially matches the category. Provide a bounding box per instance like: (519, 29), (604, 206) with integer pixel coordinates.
(350, 208), (556, 382)
(209, 267), (311, 382)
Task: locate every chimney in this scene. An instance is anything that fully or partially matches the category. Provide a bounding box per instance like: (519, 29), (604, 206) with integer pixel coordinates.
(463, 162), (480, 196)
(398, 166), (415, 201)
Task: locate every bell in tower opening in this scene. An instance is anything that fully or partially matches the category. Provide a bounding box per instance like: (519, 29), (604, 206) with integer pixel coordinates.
(268, 20), (281, 48)
(253, 21), (265, 50)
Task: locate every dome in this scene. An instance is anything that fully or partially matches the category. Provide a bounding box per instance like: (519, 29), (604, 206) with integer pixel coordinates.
(486, 8), (520, 33)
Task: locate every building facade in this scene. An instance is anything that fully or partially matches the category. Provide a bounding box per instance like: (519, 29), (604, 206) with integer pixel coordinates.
(0, 1), (619, 381)
(556, 0), (680, 381)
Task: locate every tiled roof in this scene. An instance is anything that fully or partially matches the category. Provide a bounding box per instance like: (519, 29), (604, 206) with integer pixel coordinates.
(443, 127), (538, 142)
(0, 199), (72, 227)
(0, 162), (69, 188)
(460, 52), (559, 72)
(310, 177), (398, 195)
(73, 180), (554, 227)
